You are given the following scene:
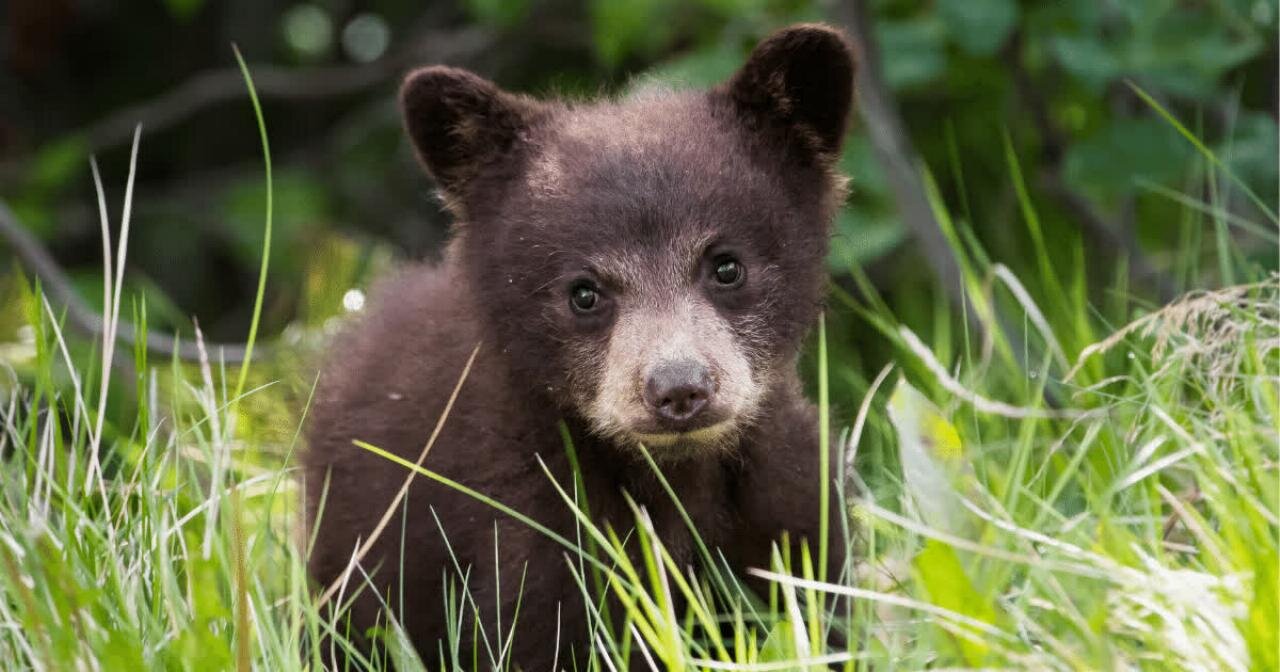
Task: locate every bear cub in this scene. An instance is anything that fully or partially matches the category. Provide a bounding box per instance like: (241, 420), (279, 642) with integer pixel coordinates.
(305, 23), (858, 669)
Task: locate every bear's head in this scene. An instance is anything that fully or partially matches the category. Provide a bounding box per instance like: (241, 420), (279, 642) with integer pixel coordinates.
(400, 24), (856, 455)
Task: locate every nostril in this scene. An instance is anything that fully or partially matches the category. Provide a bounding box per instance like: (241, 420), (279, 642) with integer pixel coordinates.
(643, 359), (714, 424)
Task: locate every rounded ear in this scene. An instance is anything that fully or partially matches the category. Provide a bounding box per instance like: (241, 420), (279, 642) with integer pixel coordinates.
(399, 66), (540, 195)
(722, 24), (857, 160)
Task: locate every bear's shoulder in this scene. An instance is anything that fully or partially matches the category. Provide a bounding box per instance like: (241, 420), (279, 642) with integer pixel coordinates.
(305, 257), (546, 466)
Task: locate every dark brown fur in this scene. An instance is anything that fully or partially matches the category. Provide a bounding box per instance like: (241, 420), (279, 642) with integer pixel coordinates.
(305, 24), (857, 669)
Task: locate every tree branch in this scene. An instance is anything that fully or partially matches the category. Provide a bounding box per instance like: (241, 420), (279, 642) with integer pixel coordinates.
(0, 25), (501, 363)
(833, 0), (967, 309)
(1003, 31), (1176, 301)
(0, 198), (254, 362)
(832, 2), (1065, 400)
(78, 27), (494, 157)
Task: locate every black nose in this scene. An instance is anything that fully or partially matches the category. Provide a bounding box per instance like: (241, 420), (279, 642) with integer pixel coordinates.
(643, 360), (713, 425)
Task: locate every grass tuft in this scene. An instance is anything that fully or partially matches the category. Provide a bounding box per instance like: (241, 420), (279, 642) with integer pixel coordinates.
(0, 70), (1274, 671)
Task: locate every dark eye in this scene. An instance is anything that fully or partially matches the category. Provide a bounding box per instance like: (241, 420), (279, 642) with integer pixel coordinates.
(569, 282), (600, 313)
(712, 256), (745, 287)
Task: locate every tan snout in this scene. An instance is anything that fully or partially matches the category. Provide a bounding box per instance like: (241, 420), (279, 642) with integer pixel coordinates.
(642, 358), (716, 429)
(588, 297), (758, 449)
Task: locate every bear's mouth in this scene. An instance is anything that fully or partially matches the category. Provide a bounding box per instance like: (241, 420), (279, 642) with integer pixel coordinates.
(629, 420), (734, 448)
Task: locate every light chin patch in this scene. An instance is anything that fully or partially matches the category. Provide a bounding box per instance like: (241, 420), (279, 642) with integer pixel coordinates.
(630, 421), (736, 451)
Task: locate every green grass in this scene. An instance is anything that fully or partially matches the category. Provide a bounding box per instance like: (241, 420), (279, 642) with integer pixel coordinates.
(0, 93), (1276, 670)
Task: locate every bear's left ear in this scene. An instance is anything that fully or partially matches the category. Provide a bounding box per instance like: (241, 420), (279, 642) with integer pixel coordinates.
(721, 24), (857, 161)
(400, 66), (544, 197)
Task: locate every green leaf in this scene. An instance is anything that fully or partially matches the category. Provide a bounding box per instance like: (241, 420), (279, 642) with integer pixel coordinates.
(888, 379), (972, 534)
(27, 135), (87, 197)
(1122, 16), (1262, 99)
(757, 619), (796, 662)
(876, 17), (948, 90)
(164, 0), (204, 22)
(464, 0), (529, 28)
(840, 135), (888, 196)
(1220, 112), (1280, 210)
(222, 169), (325, 276)
(1063, 117), (1191, 200)
(1050, 35), (1123, 90)
(8, 199), (54, 239)
(641, 39), (743, 89)
(913, 540), (999, 666)
(938, 0), (1019, 56)
(1246, 546), (1279, 672)
(591, 0), (679, 67)
(828, 210), (905, 272)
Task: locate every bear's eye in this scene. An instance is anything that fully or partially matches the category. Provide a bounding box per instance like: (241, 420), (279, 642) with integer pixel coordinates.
(569, 282), (601, 314)
(712, 256), (745, 288)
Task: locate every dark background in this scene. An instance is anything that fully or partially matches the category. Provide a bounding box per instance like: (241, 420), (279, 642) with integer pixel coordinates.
(1, 0), (1276, 366)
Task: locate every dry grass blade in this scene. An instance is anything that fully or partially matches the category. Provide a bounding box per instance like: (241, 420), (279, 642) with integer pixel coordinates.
(316, 342), (482, 609)
(898, 326), (1093, 419)
(1066, 276), (1279, 382)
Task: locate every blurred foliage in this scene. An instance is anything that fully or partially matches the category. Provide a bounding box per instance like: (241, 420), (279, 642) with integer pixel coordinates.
(0, 0), (1276, 410)
(0, 4), (1274, 667)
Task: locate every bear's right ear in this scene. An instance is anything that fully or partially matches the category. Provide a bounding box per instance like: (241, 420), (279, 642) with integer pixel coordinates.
(400, 66), (540, 195)
(721, 24), (857, 162)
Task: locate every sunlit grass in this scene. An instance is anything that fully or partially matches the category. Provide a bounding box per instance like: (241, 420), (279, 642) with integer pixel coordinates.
(0, 83), (1275, 671)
